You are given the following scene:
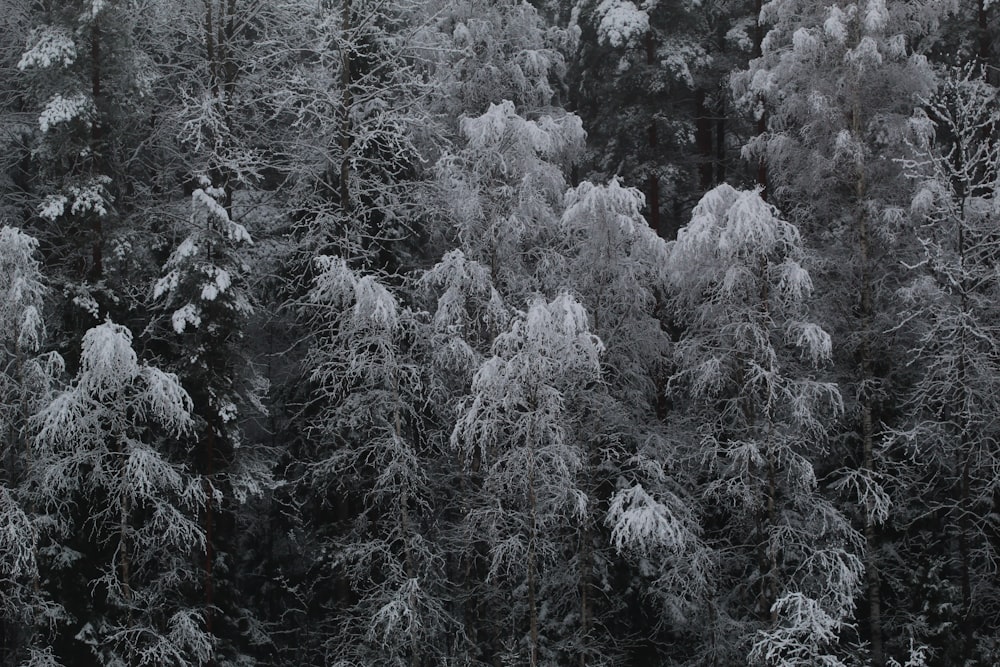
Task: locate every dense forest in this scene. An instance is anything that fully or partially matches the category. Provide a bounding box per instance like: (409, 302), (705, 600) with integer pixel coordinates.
(0, 0), (998, 665)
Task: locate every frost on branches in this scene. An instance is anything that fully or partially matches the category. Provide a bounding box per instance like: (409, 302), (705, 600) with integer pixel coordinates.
(31, 321), (210, 667)
(305, 257), (453, 666)
(668, 185), (864, 666)
(889, 65), (1000, 663)
(452, 293), (605, 666)
(439, 100), (584, 301)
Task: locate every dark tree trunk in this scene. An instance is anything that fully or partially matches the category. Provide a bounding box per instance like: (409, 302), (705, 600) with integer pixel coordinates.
(753, 0), (769, 200)
(695, 88), (714, 190)
(90, 21), (103, 280)
(644, 31), (661, 234)
(716, 97), (727, 183)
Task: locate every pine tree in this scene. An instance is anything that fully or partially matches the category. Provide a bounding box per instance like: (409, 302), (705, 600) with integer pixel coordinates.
(434, 99), (584, 301)
(732, 3), (944, 661)
(569, 0), (756, 235)
(560, 178), (707, 664)
(302, 257), (454, 666)
(14, 0), (160, 323)
(151, 179), (271, 665)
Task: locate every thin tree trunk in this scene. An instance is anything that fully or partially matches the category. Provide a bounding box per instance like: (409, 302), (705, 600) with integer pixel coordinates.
(695, 88), (714, 190)
(526, 449), (539, 667)
(90, 21), (103, 280)
(340, 0), (353, 214)
(752, 0), (768, 200)
(855, 140), (884, 667)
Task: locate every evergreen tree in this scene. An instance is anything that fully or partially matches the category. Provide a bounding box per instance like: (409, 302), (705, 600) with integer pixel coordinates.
(301, 256), (455, 666)
(151, 179), (272, 665)
(733, 3), (943, 660)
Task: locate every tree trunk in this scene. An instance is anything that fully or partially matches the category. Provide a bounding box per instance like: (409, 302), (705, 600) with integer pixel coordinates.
(695, 88), (714, 190)
(340, 0), (353, 214)
(90, 21), (103, 280)
(856, 146), (884, 667)
(753, 0), (768, 200)
(644, 31), (660, 235)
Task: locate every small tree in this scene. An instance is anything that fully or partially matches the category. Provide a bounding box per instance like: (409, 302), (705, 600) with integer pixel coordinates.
(152, 179), (271, 665)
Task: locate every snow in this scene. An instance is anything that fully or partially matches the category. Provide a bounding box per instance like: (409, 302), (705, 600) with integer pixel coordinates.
(18, 27), (77, 70)
(124, 442), (184, 501)
(910, 184), (938, 216)
(777, 258), (814, 303)
(844, 36), (883, 71)
(141, 367), (193, 432)
(823, 7), (848, 44)
(171, 303), (202, 333)
(39, 195), (67, 221)
(18, 305), (43, 352)
(792, 28), (818, 56)
(0, 486), (35, 579)
(864, 0), (889, 33)
(38, 93), (91, 133)
(354, 276), (398, 329)
(595, 0), (650, 48)
(78, 321), (141, 399)
(834, 129), (863, 165)
(82, 0), (107, 22)
(68, 177), (112, 218)
(607, 484), (689, 554)
(788, 321), (833, 365)
(200, 267), (232, 301)
(72, 293), (100, 319)
(192, 188), (230, 224)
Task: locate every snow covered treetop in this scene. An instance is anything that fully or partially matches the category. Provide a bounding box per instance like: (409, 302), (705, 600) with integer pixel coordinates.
(672, 184), (802, 267)
(17, 26), (77, 70)
(490, 293), (604, 382)
(311, 255), (399, 332)
(594, 0), (650, 48)
(459, 100), (585, 168)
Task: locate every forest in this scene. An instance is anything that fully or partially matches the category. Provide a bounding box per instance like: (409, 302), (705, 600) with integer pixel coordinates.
(0, 0), (998, 665)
